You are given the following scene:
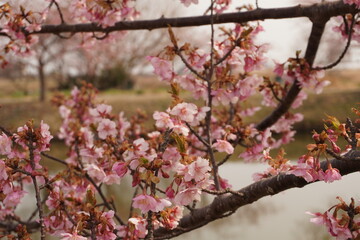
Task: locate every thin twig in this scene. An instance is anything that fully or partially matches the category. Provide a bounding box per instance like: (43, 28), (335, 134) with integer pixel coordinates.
(185, 123), (210, 148)
(85, 174), (125, 225)
(217, 154), (232, 166)
(52, 0), (65, 24)
(313, 14), (356, 70)
(176, 50), (206, 80)
(215, 38), (241, 66)
(346, 117), (358, 150)
(41, 152), (67, 166)
(205, 0), (221, 191)
(28, 133), (45, 240)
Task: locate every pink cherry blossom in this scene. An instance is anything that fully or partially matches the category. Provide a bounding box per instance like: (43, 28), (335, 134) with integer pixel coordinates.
(172, 122), (190, 136)
(133, 138), (149, 155)
(127, 217), (148, 238)
(212, 140), (234, 154)
(89, 104), (112, 120)
(0, 133), (12, 156)
(3, 190), (26, 208)
(118, 112), (130, 141)
(79, 147), (103, 164)
(153, 111), (174, 129)
(184, 157), (211, 182)
(97, 119), (117, 139)
(59, 105), (71, 119)
(147, 56), (174, 82)
(103, 174), (121, 185)
(273, 62), (284, 76)
(61, 231), (87, 240)
(0, 160), (8, 181)
(174, 187), (201, 206)
(323, 167), (342, 183)
(169, 102), (198, 122)
(244, 56), (255, 72)
(84, 164), (107, 183)
(112, 162), (128, 177)
(291, 91), (308, 109)
(344, 0), (360, 8)
(132, 194), (171, 213)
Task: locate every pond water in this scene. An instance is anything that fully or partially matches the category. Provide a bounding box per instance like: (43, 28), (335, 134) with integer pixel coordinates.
(17, 159), (360, 240)
(174, 162), (360, 240)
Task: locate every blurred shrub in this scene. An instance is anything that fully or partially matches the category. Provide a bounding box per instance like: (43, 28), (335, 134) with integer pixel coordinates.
(60, 64), (134, 90)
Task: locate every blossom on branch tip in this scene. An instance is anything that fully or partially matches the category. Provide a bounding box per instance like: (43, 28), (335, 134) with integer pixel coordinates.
(343, 0), (360, 8)
(184, 157), (211, 182)
(174, 187), (201, 206)
(97, 119), (117, 139)
(153, 111), (174, 129)
(212, 140), (234, 154)
(169, 102), (198, 123)
(89, 104), (112, 121)
(147, 56), (174, 82)
(60, 231), (87, 240)
(132, 194), (171, 214)
(323, 166), (342, 183)
(0, 133), (12, 156)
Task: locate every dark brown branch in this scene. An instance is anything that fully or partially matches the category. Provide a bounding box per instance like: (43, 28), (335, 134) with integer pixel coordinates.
(313, 14), (357, 70)
(0, 1), (356, 36)
(154, 150), (360, 239)
(41, 152), (67, 166)
(256, 18), (328, 131)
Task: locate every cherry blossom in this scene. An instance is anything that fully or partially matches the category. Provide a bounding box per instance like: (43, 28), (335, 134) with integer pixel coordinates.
(169, 102), (198, 123)
(0, 133), (12, 156)
(97, 118), (117, 139)
(212, 140), (234, 154)
(184, 157), (211, 182)
(61, 232), (87, 240)
(174, 187), (201, 206)
(147, 56), (174, 82)
(132, 194), (171, 214)
(153, 111), (174, 129)
(323, 166), (342, 183)
(344, 0), (360, 8)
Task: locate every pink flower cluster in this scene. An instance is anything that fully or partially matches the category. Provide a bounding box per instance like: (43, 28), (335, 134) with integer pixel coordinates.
(344, 0), (360, 8)
(288, 155), (341, 183)
(308, 198), (360, 240)
(70, 0), (138, 27)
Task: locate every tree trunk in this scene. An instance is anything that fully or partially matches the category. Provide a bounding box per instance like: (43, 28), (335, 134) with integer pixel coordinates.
(38, 58), (46, 102)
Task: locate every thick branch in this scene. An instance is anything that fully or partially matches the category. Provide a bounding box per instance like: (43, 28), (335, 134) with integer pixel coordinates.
(1, 1), (357, 36)
(154, 150), (360, 238)
(256, 18), (327, 131)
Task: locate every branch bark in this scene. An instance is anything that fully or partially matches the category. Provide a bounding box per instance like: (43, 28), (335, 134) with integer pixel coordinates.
(0, 1), (357, 36)
(256, 17), (328, 131)
(154, 150), (360, 239)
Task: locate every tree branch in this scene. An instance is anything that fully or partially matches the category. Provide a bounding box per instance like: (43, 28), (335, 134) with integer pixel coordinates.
(0, 1), (357, 36)
(154, 150), (360, 239)
(256, 18), (328, 131)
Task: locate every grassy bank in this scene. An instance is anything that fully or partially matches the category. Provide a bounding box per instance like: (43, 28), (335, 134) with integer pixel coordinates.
(0, 70), (359, 160)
